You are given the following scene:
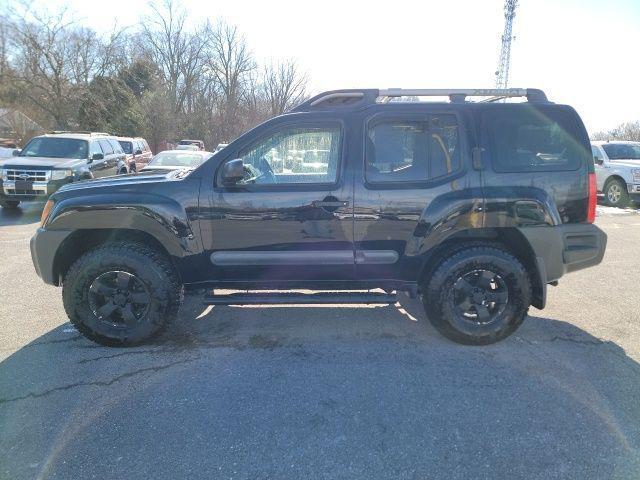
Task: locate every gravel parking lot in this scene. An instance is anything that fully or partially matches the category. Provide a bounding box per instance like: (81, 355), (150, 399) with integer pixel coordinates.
(1, 203), (640, 479)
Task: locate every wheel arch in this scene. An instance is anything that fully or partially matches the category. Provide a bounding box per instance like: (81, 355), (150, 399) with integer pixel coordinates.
(603, 174), (627, 189)
(419, 227), (545, 309)
(53, 229), (180, 286)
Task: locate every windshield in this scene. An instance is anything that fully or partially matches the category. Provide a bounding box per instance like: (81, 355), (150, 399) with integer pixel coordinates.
(20, 137), (88, 159)
(118, 141), (133, 154)
(149, 152), (206, 167)
(602, 143), (640, 160)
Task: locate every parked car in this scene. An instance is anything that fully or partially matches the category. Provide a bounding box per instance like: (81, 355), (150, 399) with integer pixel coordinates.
(116, 137), (153, 173)
(175, 144), (200, 151)
(178, 139), (205, 150)
(591, 141), (640, 207)
(31, 88), (606, 347)
(214, 143), (228, 153)
(141, 150), (213, 173)
(0, 132), (126, 209)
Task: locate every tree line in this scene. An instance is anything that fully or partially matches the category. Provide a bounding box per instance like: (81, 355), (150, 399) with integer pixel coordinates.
(0, 1), (309, 151)
(591, 121), (640, 142)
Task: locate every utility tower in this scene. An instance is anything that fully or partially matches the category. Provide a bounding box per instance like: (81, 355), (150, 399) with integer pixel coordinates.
(495, 0), (518, 89)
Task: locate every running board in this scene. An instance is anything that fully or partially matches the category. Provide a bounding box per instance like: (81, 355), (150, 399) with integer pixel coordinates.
(203, 291), (398, 305)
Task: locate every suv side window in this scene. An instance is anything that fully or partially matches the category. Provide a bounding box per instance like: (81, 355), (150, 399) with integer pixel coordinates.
(365, 114), (460, 184)
(484, 106), (585, 172)
(108, 139), (123, 154)
(231, 125), (342, 185)
(98, 139), (114, 156)
(591, 146), (603, 162)
(89, 141), (103, 158)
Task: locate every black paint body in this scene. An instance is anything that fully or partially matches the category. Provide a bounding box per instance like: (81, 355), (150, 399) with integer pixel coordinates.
(31, 100), (607, 310)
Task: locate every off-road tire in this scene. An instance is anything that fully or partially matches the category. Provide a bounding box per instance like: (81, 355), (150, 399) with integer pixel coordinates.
(604, 178), (629, 207)
(422, 245), (531, 345)
(0, 200), (20, 209)
(62, 242), (183, 347)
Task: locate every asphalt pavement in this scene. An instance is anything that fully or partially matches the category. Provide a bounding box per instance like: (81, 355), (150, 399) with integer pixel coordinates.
(1, 203), (640, 479)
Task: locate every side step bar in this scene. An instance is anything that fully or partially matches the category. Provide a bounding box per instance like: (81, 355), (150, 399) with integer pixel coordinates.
(203, 291), (398, 306)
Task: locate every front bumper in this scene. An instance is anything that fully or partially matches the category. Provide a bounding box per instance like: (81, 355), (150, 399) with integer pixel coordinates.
(30, 228), (73, 286)
(0, 178), (73, 202)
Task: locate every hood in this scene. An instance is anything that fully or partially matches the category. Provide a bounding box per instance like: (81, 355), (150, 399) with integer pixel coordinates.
(608, 159), (640, 169)
(0, 156), (86, 169)
(54, 170), (175, 195)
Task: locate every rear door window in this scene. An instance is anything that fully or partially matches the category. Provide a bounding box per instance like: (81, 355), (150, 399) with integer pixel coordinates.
(484, 106), (587, 172)
(365, 114), (461, 184)
(98, 139), (114, 156)
(108, 139), (123, 154)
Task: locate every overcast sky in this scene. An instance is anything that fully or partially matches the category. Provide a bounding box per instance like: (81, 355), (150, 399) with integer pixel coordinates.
(7, 0), (640, 132)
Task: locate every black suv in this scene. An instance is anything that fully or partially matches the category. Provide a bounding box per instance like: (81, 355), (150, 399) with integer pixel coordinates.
(0, 132), (126, 209)
(30, 88), (607, 346)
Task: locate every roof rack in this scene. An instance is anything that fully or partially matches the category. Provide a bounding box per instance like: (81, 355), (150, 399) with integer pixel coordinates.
(291, 88), (548, 112)
(48, 131), (111, 136)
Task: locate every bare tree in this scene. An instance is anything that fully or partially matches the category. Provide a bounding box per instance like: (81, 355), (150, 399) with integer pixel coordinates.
(5, 4), (125, 128)
(591, 121), (640, 142)
(139, 0), (210, 113)
(207, 21), (255, 141)
(261, 59), (308, 116)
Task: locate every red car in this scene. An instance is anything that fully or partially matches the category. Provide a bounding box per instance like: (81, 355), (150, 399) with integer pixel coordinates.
(116, 137), (153, 173)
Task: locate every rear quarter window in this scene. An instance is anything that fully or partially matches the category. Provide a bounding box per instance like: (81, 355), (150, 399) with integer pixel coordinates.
(484, 106), (588, 172)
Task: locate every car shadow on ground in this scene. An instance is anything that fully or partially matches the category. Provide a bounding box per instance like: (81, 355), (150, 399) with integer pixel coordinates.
(1, 296), (640, 479)
(0, 202), (44, 226)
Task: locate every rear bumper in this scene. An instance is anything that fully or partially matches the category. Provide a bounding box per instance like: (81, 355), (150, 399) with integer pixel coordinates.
(30, 228), (73, 286)
(519, 223), (607, 284)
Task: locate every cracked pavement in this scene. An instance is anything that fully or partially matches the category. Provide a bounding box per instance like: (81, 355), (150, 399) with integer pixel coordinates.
(1, 204), (640, 479)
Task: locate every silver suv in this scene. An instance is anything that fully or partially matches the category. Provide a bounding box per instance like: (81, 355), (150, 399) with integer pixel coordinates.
(0, 132), (126, 209)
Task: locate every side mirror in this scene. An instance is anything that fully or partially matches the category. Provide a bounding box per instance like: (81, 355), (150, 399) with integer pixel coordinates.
(12, 149), (20, 156)
(134, 149), (143, 155)
(222, 159), (245, 185)
(90, 153), (104, 163)
(594, 156), (603, 165)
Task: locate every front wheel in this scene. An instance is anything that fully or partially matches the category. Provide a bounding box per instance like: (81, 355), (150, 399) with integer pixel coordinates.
(62, 242), (183, 346)
(604, 178), (629, 207)
(422, 245), (531, 345)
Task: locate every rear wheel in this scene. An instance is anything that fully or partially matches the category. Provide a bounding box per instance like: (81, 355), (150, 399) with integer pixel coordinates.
(0, 200), (20, 209)
(62, 242), (183, 346)
(422, 245), (531, 345)
(604, 178), (629, 207)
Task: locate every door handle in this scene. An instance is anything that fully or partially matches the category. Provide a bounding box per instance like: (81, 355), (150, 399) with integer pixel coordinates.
(312, 200), (349, 208)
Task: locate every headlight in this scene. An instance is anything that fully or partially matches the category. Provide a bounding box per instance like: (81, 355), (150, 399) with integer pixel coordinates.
(633, 168), (640, 183)
(51, 169), (73, 180)
(40, 199), (55, 227)
(0, 168), (6, 181)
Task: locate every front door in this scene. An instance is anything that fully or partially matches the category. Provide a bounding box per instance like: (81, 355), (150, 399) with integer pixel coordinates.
(202, 120), (354, 285)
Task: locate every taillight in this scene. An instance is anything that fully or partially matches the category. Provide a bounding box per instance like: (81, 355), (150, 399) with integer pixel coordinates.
(587, 172), (597, 223)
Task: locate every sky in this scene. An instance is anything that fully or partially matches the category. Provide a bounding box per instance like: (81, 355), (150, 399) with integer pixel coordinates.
(7, 0), (640, 132)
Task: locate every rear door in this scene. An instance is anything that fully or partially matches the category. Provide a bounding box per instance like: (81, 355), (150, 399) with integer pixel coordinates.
(97, 139), (118, 176)
(200, 117), (355, 284)
(353, 106), (479, 282)
(88, 140), (110, 178)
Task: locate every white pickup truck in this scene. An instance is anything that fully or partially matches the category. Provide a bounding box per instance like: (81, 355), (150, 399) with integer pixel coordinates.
(591, 141), (640, 207)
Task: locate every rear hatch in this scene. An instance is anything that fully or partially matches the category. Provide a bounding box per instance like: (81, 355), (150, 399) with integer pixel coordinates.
(479, 103), (594, 224)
